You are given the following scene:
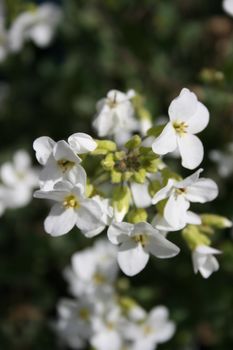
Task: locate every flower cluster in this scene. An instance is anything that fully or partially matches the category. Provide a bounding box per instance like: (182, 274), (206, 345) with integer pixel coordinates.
(0, 150), (38, 216)
(0, 2), (61, 62)
(56, 239), (176, 350)
(33, 88), (232, 279)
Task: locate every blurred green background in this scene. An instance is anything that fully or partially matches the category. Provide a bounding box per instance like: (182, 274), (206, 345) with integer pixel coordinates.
(0, 0), (233, 349)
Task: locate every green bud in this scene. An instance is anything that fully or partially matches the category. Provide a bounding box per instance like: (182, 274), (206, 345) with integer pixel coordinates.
(115, 151), (126, 160)
(111, 169), (122, 183)
(127, 208), (148, 224)
(155, 199), (167, 215)
(148, 180), (162, 197)
(182, 225), (211, 250)
(125, 135), (142, 150)
(101, 153), (115, 170)
(112, 186), (131, 214)
(122, 171), (133, 182)
(133, 168), (146, 183)
(92, 140), (117, 155)
(201, 214), (232, 229)
(119, 297), (139, 313)
(85, 183), (94, 198)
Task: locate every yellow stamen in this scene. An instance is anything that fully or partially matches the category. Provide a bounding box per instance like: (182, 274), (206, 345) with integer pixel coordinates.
(79, 308), (90, 321)
(57, 159), (75, 173)
(173, 120), (188, 136)
(133, 234), (149, 247)
(63, 195), (80, 209)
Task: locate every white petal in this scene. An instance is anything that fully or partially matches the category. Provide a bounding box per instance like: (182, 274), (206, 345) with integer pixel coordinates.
(68, 132), (97, 154)
(164, 194), (190, 228)
(65, 165), (87, 190)
(177, 134), (204, 169)
(33, 136), (55, 165)
(199, 256), (219, 278)
(185, 211), (201, 225)
(152, 179), (175, 205)
(44, 204), (77, 236)
(223, 0), (233, 16)
(13, 150), (31, 171)
(53, 140), (81, 163)
(91, 330), (122, 350)
(117, 241), (149, 276)
(75, 199), (104, 237)
(152, 214), (184, 232)
(34, 189), (66, 201)
(131, 182), (152, 208)
(187, 102), (209, 134)
(146, 233), (180, 258)
(149, 306), (169, 323)
(107, 222), (134, 244)
(176, 168), (203, 188)
(195, 245), (222, 255)
(185, 178), (218, 203)
(168, 88), (198, 122)
(152, 123), (177, 155)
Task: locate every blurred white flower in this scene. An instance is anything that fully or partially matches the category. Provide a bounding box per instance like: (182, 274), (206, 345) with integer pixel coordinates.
(210, 143), (233, 177)
(152, 169), (218, 229)
(127, 306), (175, 350)
(223, 0), (233, 16)
(108, 222), (180, 276)
(8, 3), (61, 52)
(64, 239), (118, 298)
(34, 176), (104, 236)
(0, 150), (38, 214)
(152, 88), (209, 169)
(93, 89), (139, 144)
(192, 245), (221, 278)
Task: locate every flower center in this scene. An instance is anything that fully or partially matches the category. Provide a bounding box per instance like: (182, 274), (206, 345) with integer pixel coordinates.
(63, 195), (80, 209)
(173, 120), (188, 136)
(143, 324), (153, 335)
(133, 234), (148, 247)
(175, 187), (187, 196)
(57, 159), (75, 173)
(79, 308), (90, 321)
(93, 272), (106, 285)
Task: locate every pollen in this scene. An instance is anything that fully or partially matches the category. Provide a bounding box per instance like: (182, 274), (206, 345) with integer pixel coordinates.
(57, 159), (75, 173)
(175, 187), (187, 195)
(63, 195), (80, 209)
(133, 234), (149, 247)
(173, 120), (188, 136)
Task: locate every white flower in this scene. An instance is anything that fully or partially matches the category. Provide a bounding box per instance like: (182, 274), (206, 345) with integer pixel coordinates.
(152, 169), (218, 229)
(34, 177), (104, 237)
(223, 0), (233, 16)
(57, 298), (95, 349)
(0, 150), (38, 212)
(210, 144), (233, 177)
(68, 132), (97, 154)
(93, 89), (139, 143)
(127, 306), (175, 350)
(192, 245), (221, 278)
(64, 239), (118, 298)
(107, 222), (180, 276)
(33, 136), (84, 190)
(152, 88), (209, 169)
(8, 3), (61, 52)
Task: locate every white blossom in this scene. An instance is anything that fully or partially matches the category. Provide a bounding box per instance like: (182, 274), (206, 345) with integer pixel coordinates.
(34, 176), (104, 237)
(130, 181), (152, 208)
(64, 239), (118, 298)
(152, 88), (209, 169)
(192, 245), (221, 278)
(127, 306), (175, 350)
(33, 136), (83, 190)
(8, 3), (61, 52)
(152, 169), (218, 229)
(68, 132), (97, 154)
(210, 143), (233, 177)
(93, 89), (139, 144)
(223, 0), (233, 16)
(152, 211), (201, 232)
(108, 222), (180, 276)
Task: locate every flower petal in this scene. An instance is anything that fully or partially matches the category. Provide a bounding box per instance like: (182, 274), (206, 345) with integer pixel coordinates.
(117, 241), (149, 276)
(177, 134), (204, 169)
(152, 123), (177, 155)
(152, 179), (175, 205)
(33, 136), (55, 165)
(164, 194), (190, 228)
(75, 199), (104, 237)
(68, 133), (97, 154)
(185, 178), (218, 203)
(168, 88), (198, 122)
(146, 232), (180, 258)
(107, 222), (134, 244)
(131, 181), (152, 208)
(187, 102), (209, 134)
(53, 140), (81, 163)
(44, 203), (77, 236)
